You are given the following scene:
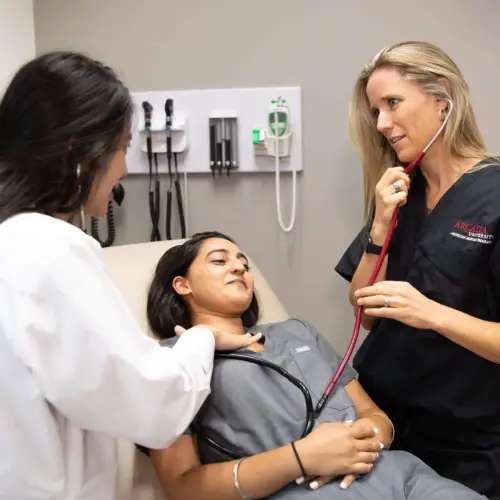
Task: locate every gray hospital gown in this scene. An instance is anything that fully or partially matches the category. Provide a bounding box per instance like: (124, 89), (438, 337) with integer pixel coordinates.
(160, 319), (486, 499)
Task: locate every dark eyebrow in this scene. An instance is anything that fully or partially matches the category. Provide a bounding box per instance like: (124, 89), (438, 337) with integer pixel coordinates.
(206, 248), (248, 262)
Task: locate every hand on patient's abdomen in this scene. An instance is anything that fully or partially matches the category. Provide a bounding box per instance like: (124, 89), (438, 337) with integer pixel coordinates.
(294, 422), (381, 478)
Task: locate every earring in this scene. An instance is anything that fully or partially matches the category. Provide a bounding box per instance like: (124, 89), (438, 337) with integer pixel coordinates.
(76, 164), (86, 232)
(80, 204), (86, 232)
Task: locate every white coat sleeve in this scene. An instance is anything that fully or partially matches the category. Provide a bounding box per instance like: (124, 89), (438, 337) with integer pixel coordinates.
(14, 240), (215, 450)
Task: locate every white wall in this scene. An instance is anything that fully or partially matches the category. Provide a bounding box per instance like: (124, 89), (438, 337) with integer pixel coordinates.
(0, 0), (35, 94)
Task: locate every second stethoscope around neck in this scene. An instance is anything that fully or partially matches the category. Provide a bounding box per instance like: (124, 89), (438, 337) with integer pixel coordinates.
(190, 350), (316, 460)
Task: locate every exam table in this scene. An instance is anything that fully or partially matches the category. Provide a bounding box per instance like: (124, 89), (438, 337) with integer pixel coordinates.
(103, 240), (289, 500)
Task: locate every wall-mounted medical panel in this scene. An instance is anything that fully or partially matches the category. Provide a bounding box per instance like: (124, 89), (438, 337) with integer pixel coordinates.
(126, 86), (302, 175)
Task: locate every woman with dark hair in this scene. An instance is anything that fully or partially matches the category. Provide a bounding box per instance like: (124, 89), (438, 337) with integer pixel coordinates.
(0, 53), (259, 500)
(141, 231), (485, 500)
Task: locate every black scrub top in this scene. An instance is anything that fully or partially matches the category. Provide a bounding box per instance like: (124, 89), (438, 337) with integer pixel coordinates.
(335, 158), (500, 425)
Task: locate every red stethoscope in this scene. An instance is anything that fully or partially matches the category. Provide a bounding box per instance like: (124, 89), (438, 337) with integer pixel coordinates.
(314, 98), (454, 415)
(195, 99), (455, 461)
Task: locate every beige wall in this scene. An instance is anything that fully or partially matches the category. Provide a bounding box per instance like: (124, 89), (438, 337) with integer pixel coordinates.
(33, 0), (499, 352)
(0, 0), (35, 95)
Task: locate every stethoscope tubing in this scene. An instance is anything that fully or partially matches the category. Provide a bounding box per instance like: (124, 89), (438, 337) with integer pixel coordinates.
(315, 99), (454, 415)
(194, 100), (454, 458)
(193, 351), (315, 459)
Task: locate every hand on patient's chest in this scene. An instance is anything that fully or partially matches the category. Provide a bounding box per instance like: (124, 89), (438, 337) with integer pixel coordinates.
(175, 324), (263, 351)
(246, 339), (264, 354)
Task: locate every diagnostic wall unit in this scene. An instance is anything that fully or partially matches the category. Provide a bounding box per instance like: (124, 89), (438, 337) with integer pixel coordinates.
(126, 86), (303, 175)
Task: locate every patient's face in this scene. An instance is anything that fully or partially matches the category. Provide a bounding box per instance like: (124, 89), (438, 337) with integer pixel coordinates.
(176, 238), (255, 316)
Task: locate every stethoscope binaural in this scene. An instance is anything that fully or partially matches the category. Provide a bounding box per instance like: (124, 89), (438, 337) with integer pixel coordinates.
(193, 99), (455, 460)
(314, 97), (455, 415)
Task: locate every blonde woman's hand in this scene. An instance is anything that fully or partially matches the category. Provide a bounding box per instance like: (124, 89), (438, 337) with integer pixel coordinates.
(355, 280), (443, 330)
(373, 166), (410, 232)
(174, 325), (263, 351)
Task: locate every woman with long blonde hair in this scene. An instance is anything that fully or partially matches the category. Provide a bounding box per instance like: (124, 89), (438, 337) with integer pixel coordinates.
(335, 41), (500, 498)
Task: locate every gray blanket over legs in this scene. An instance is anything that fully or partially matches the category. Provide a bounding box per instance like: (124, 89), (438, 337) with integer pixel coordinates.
(266, 451), (485, 499)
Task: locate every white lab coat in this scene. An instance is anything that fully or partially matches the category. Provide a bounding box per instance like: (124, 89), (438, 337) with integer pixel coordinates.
(0, 213), (215, 500)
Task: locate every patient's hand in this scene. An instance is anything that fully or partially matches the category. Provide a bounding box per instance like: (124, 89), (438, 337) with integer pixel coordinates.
(294, 421), (380, 487)
(300, 419), (383, 491)
(336, 418), (384, 490)
(174, 325), (263, 351)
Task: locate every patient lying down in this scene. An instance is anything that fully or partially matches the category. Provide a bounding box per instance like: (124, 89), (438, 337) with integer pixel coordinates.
(139, 231), (485, 500)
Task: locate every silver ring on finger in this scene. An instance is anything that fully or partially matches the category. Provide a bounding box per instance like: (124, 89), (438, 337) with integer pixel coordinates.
(383, 295), (390, 307)
(393, 181), (401, 193)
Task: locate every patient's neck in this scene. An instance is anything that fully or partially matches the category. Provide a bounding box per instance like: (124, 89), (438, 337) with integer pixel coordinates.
(191, 312), (246, 335)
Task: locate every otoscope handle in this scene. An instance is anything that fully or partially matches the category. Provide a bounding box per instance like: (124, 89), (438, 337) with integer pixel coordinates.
(175, 180), (187, 238)
(166, 190), (173, 240)
(166, 136), (172, 161)
(210, 123), (216, 175)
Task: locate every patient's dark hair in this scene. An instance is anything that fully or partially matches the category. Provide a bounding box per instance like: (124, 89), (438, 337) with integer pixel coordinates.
(147, 231), (260, 339)
(0, 50), (133, 223)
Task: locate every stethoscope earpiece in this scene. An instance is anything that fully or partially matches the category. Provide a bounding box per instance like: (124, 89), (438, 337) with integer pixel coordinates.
(314, 96), (457, 417)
